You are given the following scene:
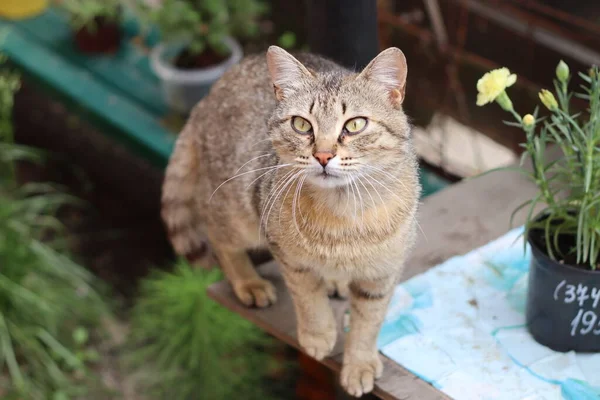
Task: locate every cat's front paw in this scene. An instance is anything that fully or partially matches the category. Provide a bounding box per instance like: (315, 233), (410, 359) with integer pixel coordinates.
(325, 278), (350, 299)
(233, 278), (277, 308)
(341, 352), (384, 397)
(298, 327), (336, 361)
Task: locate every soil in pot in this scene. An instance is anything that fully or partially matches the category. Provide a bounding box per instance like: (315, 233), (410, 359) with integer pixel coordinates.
(74, 16), (122, 54)
(526, 223), (600, 352)
(529, 226), (594, 270)
(174, 47), (230, 70)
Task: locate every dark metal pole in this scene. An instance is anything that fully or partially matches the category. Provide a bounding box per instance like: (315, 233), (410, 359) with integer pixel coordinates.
(305, 0), (380, 70)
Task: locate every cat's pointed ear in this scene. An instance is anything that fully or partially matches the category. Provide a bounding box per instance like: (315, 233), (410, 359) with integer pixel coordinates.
(358, 48), (408, 107)
(267, 46), (313, 101)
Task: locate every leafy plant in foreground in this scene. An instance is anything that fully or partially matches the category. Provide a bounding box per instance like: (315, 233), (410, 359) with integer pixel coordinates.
(476, 61), (600, 269)
(0, 56), (110, 399)
(129, 261), (278, 400)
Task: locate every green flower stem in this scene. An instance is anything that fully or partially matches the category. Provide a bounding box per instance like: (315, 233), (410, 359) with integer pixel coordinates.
(509, 108), (556, 209)
(509, 109), (522, 123)
(531, 144), (556, 208)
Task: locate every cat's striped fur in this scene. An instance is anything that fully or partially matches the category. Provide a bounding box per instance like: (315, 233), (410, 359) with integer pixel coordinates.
(161, 46), (420, 397)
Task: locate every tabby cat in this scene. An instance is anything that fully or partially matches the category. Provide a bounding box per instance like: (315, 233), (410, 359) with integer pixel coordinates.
(161, 46), (421, 397)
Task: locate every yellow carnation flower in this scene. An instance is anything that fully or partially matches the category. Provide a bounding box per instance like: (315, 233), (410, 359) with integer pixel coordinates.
(476, 68), (517, 106)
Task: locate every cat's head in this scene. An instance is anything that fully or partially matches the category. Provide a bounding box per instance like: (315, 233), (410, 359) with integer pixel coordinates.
(266, 46), (412, 189)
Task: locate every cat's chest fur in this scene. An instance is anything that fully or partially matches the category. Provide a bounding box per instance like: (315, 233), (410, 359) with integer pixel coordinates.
(265, 183), (416, 279)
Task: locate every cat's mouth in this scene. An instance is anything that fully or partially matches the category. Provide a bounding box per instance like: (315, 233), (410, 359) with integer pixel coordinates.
(307, 168), (348, 188)
(320, 170), (337, 179)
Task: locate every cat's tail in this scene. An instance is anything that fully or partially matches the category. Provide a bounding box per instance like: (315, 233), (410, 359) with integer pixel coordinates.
(161, 125), (210, 265)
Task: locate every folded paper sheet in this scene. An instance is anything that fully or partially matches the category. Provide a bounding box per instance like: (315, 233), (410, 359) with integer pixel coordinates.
(377, 228), (600, 400)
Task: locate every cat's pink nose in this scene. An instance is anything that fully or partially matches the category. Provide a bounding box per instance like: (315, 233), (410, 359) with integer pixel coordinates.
(313, 151), (334, 167)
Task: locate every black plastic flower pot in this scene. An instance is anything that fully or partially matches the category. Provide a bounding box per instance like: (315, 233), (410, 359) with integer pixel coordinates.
(526, 227), (600, 352)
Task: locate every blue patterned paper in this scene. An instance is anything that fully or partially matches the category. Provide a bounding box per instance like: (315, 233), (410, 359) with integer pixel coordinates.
(378, 228), (600, 400)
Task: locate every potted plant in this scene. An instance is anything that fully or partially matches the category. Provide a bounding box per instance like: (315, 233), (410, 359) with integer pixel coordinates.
(476, 62), (600, 352)
(55, 0), (122, 54)
(141, 0), (267, 114)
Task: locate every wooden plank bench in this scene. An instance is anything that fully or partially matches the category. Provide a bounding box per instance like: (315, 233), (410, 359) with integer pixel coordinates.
(208, 167), (538, 399)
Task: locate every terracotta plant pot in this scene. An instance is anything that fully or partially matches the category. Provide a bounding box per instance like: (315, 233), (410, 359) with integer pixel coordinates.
(74, 17), (122, 54)
(526, 221), (600, 352)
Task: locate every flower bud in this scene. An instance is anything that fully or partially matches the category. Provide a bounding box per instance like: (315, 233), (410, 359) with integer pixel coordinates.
(523, 114), (535, 127)
(539, 89), (558, 111)
(556, 60), (569, 83)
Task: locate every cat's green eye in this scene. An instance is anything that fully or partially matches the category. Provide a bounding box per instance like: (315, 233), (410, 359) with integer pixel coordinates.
(292, 116), (313, 134)
(344, 117), (368, 134)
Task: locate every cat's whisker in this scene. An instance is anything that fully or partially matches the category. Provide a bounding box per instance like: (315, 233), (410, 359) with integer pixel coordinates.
(261, 174), (298, 238)
(249, 138), (272, 148)
(235, 154), (272, 174)
(362, 164), (409, 191)
(259, 171), (295, 242)
(363, 170), (427, 241)
(291, 172), (304, 236)
(260, 169), (298, 228)
(410, 211), (427, 241)
(356, 174), (377, 209)
(361, 170), (404, 203)
(245, 167), (281, 189)
(210, 164), (292, 202)
(359, 174), (392, 232)
(258, 168), (296, 242)
(278, 171), (300, 227)
(362, 170), (405, 224)
(350, 176), (365, 227)
(296, 173), (309, 223)
(291, 172), (309, 236)
(262, 169), (296, 210)
(347, 176), (358, 220)
(260, 170), (302, 239)
(344, 176), (352, 213)
(267, 170), (303, 237)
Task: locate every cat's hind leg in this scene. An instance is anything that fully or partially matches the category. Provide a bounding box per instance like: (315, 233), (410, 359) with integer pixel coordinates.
(161, 123), (217, 268)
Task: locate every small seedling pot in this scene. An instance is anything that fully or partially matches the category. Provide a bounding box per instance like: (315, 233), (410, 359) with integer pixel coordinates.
(150, 37), (243, 114)
(74, 16), (122, 54)
(526, 225), (600, 352)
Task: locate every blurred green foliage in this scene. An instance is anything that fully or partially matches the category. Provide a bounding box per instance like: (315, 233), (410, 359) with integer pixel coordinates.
(129, 260), (279, 400)
(277, 31), (296, 50)
(0, 56), (110, 400)
(55, 0), (121, 31)
(138, 0), (268, 56)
